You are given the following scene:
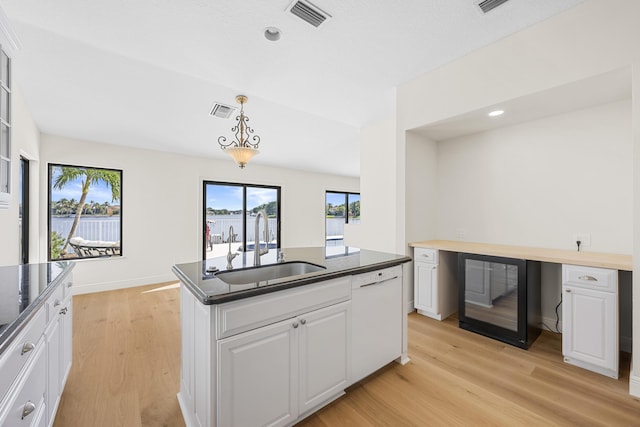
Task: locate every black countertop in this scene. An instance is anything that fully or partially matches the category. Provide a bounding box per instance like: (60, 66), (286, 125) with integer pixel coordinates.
(173, 246), (411, 304)
(0, 261), (75, 355)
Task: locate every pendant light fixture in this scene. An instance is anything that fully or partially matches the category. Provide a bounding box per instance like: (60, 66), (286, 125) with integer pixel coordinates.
(217, 95), (261, 168)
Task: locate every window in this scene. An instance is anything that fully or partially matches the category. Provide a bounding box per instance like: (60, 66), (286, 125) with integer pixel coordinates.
(325, 191), (360, 246)
(19, 157), (29, 264)
(203, 181), (280, 259)
(0, 47), (11, 208)
(48, 164), (122, 261)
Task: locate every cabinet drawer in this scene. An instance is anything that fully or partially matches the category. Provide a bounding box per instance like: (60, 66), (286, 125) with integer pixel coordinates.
(0, 309), (45, 404)
(60, 273), (73, 299)
(217, 277), (351, 339)
(414, 248), (438, 263)
(562, 264), (617, 292)
(46, 284), (65, 324)
(0, 341), (46, 427)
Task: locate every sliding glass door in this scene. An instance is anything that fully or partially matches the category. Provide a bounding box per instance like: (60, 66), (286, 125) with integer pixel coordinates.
(203, 181), (280, 259)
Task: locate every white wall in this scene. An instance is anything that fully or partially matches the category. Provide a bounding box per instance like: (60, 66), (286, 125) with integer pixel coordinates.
(435, 99), (632, 253)
(390, 0), (640, 394)
(0, 85), (40, 266)
(39, 134), (358, 294)
(405, 131), (437, 245)
(355, 116), (397, 253)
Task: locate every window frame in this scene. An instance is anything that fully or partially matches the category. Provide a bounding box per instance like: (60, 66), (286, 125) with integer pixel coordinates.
(47, 163), (123, 261)
(0, 45), (11, 208)
(202, 180), (281, 260)
(325, 190), (360, 246)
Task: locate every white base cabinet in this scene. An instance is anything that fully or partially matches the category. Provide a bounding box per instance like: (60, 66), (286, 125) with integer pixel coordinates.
(218, 301), (350, 427)
(562, 264), (618, 378)
(179, 277), (353, 427)
(414, 248), (457, 321)
(0, 272), (73, 427)
(178, 265), (406, 427)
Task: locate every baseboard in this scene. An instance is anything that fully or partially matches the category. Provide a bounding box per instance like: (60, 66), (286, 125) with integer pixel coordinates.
(71, 273), (177, 295)
(541, 316), (562, 333)
(629, 372), (640, 397)
(407, 299), (415, 314)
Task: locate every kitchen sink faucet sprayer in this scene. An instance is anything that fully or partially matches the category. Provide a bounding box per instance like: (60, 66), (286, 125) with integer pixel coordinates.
(254, 210), (270, 266)
(226, 226), (238, 269)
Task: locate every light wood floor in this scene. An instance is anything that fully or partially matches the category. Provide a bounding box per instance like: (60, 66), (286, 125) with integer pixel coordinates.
(56, 283), (640, 426)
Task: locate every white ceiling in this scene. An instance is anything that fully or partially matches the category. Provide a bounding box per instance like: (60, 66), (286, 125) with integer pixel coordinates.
(415, 67), (632, 141)
(0, 0), (587, 177)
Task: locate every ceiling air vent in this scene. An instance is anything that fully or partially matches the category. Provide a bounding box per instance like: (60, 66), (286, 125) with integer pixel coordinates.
(209, 102), (236, 119)
(477, 0), (510, 14)
(287, 0), (331, 28)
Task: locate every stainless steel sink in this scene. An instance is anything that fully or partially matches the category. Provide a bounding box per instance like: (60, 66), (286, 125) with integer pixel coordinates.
(215, 261), (326, 285)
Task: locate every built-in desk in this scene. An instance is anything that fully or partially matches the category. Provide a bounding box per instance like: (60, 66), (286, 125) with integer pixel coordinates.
(408, 240), (632, 379)
(409, 240), (632, 271)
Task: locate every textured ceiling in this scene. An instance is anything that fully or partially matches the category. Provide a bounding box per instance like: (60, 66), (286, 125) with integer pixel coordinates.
(0, 0), (586, 177)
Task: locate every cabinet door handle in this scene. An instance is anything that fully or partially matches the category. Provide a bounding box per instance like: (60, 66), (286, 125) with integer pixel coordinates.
(432, 266), (437, 270)
(300, 319), (306, 325)
(292, 322), (299, 329)
(54, 299), (61, 307)
(67, 282), (73, 288)
(21, 401), (36, 419)
(21, 341), (35, 355)
(565, 289), (572, 293)
(60, 307), (68, 315)
(578, 275), (597, 281)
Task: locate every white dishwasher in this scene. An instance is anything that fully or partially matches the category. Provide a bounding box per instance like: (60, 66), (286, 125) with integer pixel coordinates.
(351, 265), (403, 384)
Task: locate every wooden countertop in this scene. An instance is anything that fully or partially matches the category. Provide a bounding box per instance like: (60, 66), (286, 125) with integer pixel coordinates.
(409, 240), (633, 271)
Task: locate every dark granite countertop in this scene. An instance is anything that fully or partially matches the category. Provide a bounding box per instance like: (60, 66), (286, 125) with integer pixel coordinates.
(0, 261), (75, 355)
(173, 246), (411, 304)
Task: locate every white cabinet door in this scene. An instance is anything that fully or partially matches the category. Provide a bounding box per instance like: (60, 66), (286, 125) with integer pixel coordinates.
(179, 285), (195, 415)
(298, 301), (350, 414)
(414, 261), (437, 314)
(218, 318), (298, 427)
(60, 295), (73, 390)
(563, 285), (618, 378)
(45, 317), (61, 427)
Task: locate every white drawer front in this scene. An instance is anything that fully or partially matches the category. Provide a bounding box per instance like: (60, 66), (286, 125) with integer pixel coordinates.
(61, 273), (74, 299)
(414, 248), (438, 263)
(562, 264), (617, 292)
(46, 284), (65, 324)
(217, 277), (351, 339)
(0, 309), (46, 404)
(0, 341), (46, 427)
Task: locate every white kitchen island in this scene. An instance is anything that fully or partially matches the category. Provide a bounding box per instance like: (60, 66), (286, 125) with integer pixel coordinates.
(173, 246), (411, 427)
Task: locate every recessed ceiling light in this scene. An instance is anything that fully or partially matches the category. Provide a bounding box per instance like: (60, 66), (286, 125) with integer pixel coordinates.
(264, 27), (282, 41)
(488, 110), (504, 117)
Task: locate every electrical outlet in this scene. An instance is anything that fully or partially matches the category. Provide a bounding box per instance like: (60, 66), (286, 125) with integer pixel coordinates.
(456, 228), (465, 239)
(573, 233), (591, 247)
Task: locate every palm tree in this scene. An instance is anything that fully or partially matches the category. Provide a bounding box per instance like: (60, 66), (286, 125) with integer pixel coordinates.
(53, 166), (121, 253)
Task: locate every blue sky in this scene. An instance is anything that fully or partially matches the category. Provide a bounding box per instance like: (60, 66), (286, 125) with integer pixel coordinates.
(326, 192), (360, 207)
(205, 185), (277, 211)
(50, 167), (121, 204)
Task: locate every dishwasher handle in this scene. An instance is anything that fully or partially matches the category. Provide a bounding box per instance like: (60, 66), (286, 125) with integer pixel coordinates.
(359, 276), (399, 288)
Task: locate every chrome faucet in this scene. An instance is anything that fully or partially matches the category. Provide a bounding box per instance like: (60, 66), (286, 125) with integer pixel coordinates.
(254, 210), (270, 266)
(226, 225), (238, 269)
